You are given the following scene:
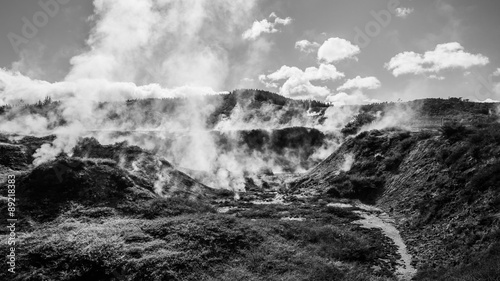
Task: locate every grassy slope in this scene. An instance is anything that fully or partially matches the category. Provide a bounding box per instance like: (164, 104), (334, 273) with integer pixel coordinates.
(0, 137), (398, 281)
(293, 124), (500, 280)
(0, 182), (401, 281)
(1, 204), (399, 281)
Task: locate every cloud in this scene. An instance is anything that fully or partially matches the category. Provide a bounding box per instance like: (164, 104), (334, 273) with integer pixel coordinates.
(241, 78), (254, 83)
(259, 64), (344, 99)
(325, 91), (379, 107)
(2, 0), (330, 190)
(474, 98), (500, 103)
(242, 13), (292, 40)
(492, 68), (500, 77)
(317, 37), (360, 63)
(428, 75), (445, 80)
(265, 64), (344, 81)
(0, 69), (70, 105)
(0, 68), (219, 106)
(295, 40), (320, 54)
(66, 0), (259, 91)
(0, 1), (251, 139)
(0, 66), (227, 168)
(337, 76), (381, 91)
(385, 42), (489, 77)
(395, 7), (414, 18)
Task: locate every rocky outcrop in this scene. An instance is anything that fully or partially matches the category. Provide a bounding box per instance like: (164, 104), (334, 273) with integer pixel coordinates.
(0, 142), (30, 171)
(0, 137), (229, 226)
(380, 137), (500, 271)
(72, 137), (221, 200)
(0, 135), (55, 171)
(12, 157), (157, 221)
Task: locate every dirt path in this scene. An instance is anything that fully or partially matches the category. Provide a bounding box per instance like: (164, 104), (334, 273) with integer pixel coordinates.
(230, 175), (418, 280)
(329, 202), (417, 280)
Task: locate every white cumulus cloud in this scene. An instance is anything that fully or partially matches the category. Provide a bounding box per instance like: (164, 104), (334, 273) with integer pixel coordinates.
(385, 42), (489, 77)
(326, 91), (379, 107)
(395, 7), (414, 18)
(337, 76), (381, 91)
(295, 40), (320, 54)
(242, 13), (292, 40)
(318, 37), (360, 63)
(0, 68), (218, 106)
(259, 64), (344, 100)
(429, 75), (445, 80)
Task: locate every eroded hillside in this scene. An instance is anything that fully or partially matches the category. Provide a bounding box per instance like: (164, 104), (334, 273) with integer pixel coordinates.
(1, 94), (500, 280)
(293, 123), (500, 280)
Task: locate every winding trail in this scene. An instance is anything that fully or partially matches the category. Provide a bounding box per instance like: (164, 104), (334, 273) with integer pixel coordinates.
(239, 183), (417, 280)
(328, 203), (417, 280)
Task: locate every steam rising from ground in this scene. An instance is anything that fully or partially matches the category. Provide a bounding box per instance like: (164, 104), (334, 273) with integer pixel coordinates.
(360, 103), (417, 132)
(0, 0), (423, 193)
(340, 153), (355, 172)
(1, 0), (260, 169)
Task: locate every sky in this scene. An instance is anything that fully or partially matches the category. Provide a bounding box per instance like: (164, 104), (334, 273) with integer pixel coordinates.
(1, 0), (500, 105)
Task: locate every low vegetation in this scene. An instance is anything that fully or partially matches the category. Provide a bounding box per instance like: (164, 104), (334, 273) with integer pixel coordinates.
(1, 94), (499, 280)
(294, 121), (500, 279)
(0, 197), (397, 281)
(0, 134), (397, 281)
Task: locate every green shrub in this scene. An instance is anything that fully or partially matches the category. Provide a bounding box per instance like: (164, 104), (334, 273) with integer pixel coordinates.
(275, 221), (382, 263)
(399, 137), (416, 151)
(341, 113), (376, 136)
(468, 123), (500, 145)
(439, 122), (468, 142)
(418, 131), (435, 140)
(414, 243), (500, 281)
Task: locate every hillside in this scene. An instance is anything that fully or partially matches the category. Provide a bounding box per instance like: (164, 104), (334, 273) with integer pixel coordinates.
(2, 93), (500, 280)
(0, 136), (227, 226)
(341, 98), (499, 136)
(292, 123), (500, 280)
(1, 136), (405, 281)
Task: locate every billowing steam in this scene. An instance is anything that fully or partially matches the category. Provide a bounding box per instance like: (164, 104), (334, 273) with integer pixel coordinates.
(360, 103), (417, 132)
(1, 0), (259, 164)
(0, 0), (319, 192)
(340, 153), (355, 172)
(0, 0), (421, 193)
